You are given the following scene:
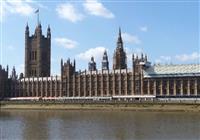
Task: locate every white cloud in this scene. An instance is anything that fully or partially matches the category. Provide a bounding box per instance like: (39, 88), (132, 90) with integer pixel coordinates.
(125, 47), (144, 61)
(155, 55), (171, 64)
(122, 32), (141, 44)
(140, 26), (148, 32)
(160, 56), (171, 61)
(175, 52), (200, 62)
(83, 0), (114, 18)
(77, 46), (106, 61)
(56, 3), (84, 23)
(54, 37), (78, 49)
(154, 52), (200, 64)
(0, 0), (47, 22)
(3, 0), (34, 16)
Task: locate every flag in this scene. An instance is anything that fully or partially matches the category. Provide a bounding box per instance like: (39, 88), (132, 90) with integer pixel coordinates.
(35, 9), (39, 13)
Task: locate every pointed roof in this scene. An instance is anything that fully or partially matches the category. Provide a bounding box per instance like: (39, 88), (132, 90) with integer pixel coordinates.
(117, 27), (123, 44)
(26, 22), (29, 30)
(102, 50), (108, 61)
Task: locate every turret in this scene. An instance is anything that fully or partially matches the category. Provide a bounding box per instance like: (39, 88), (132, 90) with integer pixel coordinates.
(117, 27), (123, 49)
(35, 22), (42, 37)
(47, 25), (51, 39)
(6, 65), (9, 77)
(11, 66), (17, 80)
(132, 54), (135, 61)
(25, 23), (29, 38)
(88, 56), (97, 71)
(145, 54), (147, 62)
(61, 58), (63, 71)
(102, 50), (109, 70)
(73, 59), (76, 72)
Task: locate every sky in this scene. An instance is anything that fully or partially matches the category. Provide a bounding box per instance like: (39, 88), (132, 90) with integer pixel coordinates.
(0, 0), (199, 75)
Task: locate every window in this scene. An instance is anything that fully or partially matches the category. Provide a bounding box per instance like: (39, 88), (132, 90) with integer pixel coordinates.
(29, 52), (31, 60)
(32, 51), (34, 60)
(35, 51), (37, 60)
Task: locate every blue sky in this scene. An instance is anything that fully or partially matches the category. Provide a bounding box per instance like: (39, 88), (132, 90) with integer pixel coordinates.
(0, 0), (199, 75)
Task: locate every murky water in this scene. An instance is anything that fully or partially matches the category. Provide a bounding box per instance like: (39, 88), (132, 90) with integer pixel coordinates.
(0, 110), (200, 140)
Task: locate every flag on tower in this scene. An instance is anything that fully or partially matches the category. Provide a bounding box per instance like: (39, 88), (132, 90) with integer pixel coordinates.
(35, 9), (39, 13)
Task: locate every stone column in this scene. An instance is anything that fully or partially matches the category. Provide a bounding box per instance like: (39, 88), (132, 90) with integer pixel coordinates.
(73, 75), (76, 97)
(125, 72), (128, 96)
(89, 73), (92, 97)
(27, 78), (30, 97)
(173, 79), (176, 96)
(187, 79), (190, 96)
(107, 71), (109, 96)
(140, 72), (144, 95)
(50, 77), (53, 97)
(60, 81), (62, 97)
(45, 78), (48, 97)
(153, 80), (156, 96)
(147, 79), (150, 95)
(95, 72), (98, 96)
(33, 80), (35, 97)
(194, 79), (197, 96)
(180, 80), (183, 96)
(67, 77), (69, 97)
(22, 80), (25, 97)
(119, 70), (122, 95)
(41, 78), (43, 97)
(55, 80), (58, 97)
(167, 80), (169, 96)
(101, 72), (104, 96)
(160, 80), (163, 96)
(113, 71), (115, 96)
(78, 75), (81, 97)
(84, 73), (86, 97)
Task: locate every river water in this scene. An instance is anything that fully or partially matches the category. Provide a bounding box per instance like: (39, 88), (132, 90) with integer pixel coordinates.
(0, 110), (200, 140)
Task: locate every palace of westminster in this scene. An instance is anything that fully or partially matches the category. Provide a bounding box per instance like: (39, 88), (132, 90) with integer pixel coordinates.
(0, 22), (200, 99)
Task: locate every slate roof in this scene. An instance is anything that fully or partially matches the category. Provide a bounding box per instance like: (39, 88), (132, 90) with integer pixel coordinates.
(144, 64), (200, 78)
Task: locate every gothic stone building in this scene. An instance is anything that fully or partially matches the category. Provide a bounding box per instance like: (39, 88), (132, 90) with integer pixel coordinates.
(0, 65), (9, 98)
(25, 23), (51, 77)
(0, 23), (200, 99)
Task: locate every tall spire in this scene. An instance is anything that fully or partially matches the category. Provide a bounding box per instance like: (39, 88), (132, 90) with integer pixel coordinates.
(113, 27), (127, 70)
(25, 22), (29, 37)
(119, 27), (121, 37)
(117, 27), (123, 49)
(47, 24), (51, 38)
(26, 22), (29, 30)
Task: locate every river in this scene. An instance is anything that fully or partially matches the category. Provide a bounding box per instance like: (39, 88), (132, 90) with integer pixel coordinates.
(0, 110), (200, 140)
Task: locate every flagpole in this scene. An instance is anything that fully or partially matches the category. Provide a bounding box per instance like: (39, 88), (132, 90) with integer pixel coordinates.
(35, 9), (39, 26)
(37, 9), (39, 25)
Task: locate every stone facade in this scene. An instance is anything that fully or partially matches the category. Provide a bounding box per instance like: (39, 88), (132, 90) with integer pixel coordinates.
(0, 65), (9, 98)
(9, 76), (62, 98)
(0, 24), (200, 99)
(25, 23), (51, 77)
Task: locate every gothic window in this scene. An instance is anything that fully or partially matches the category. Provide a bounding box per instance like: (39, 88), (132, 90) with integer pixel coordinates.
(32, 51), (34, 60)
(35, 51), (37, 60)
(197, 79), (200, 95)
(29, 52), (31, 60)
